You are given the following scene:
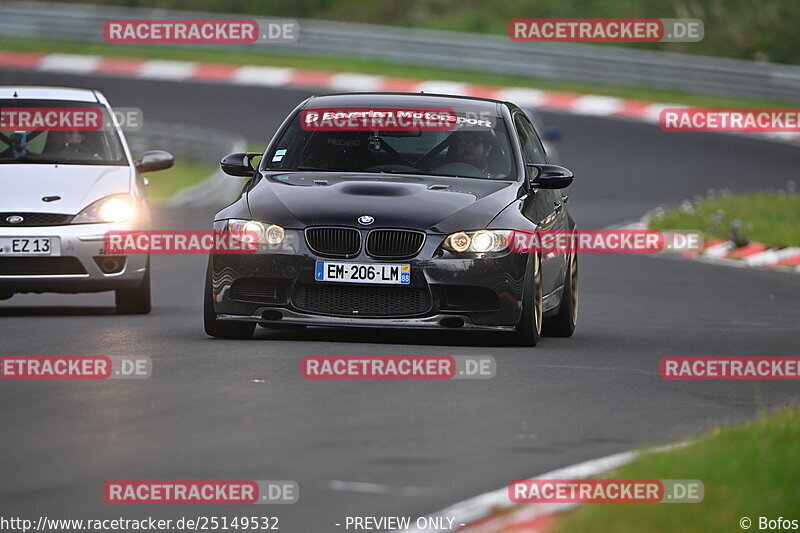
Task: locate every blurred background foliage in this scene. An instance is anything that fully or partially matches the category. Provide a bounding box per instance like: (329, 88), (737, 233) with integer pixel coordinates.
(45, 0), (800, 64)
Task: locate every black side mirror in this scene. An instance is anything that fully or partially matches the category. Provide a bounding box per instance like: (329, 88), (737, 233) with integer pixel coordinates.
(220, 152), (261, 177)
(527, 163), (574, 189)
(136, 150), (174, 173)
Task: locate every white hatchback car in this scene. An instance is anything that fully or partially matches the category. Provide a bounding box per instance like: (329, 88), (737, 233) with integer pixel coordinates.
(0, 86), (172, 313)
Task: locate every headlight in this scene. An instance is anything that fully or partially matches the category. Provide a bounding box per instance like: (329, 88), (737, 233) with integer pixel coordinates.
(442, 230), (512, 253)
(228, 219), (285, 244)
(72, 194), (135, 224)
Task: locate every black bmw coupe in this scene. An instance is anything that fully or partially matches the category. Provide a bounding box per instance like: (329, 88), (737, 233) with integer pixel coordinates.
(205, 93), (577, 346)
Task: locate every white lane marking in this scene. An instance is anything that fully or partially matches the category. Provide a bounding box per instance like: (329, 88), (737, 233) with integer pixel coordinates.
(494, 87), (548, 108)
(416, 81), (469, 95)
(138, 60), (197, 80)
(571, 95), (624, 116)
(329, 72), (386, 91)
(328, 480), (439, 496)
(38, 54), (101, 74)
(232, 65), (295, 87)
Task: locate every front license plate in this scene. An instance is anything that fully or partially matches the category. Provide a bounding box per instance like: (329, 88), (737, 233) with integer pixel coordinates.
(0, 237), (53, 256)
(315, 261), (410, 284)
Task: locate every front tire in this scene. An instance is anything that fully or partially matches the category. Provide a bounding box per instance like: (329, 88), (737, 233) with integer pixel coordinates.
(511, 253), (543, 347)
(115, 261), (151, 314)
(542, 251), (578, 337)
(203, 258), (254, 339)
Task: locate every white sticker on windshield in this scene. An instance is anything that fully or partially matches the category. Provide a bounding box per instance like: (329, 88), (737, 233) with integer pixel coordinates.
(272, 148), (287, 162)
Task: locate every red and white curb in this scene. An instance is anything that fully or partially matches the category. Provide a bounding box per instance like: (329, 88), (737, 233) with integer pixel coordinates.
(689, 240), (800, 271)
(393, 445), (689, 533)
(2, 50), (800, 145)
(621, 219), (800, 273)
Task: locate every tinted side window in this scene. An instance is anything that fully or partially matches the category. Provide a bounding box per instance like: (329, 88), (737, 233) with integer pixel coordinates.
(514, 114), (546, 164)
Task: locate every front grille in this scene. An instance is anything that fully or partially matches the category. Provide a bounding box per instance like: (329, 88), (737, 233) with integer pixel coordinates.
(0, 257), (86, 275)
(230, 278), (284, 303)
(292, 283), (431, 317)
(0, 213), (73, 226)
(367, 229), (425, 258)
(305, 227), (360, 258)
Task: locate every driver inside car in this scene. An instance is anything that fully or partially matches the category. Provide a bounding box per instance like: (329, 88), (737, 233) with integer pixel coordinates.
(449, 130), (495, 178)
(45, 130), (100, 159)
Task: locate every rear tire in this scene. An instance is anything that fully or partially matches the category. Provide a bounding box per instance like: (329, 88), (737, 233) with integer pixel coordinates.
(115, 261), (151, 314)
(543, 252), (578, 337)
(203, 258), (254, 339)
(511, 253), (543, 347)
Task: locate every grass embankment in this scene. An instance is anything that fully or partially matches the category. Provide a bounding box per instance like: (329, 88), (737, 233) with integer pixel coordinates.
(648, 192), (800, 248)
(552, 407), (800, 533)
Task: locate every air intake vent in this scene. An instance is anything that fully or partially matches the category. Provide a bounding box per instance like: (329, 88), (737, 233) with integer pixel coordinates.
(0, 257), (86, 275)
(0, 213), (73, 226)
(230, 278), (283, 303)
(305, 227), (361, 258)
(366, 229), (425, 258)
(293, 283), (431, 317)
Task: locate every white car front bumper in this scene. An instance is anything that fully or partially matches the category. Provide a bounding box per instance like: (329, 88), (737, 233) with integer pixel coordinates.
(0, 221), (147, 294)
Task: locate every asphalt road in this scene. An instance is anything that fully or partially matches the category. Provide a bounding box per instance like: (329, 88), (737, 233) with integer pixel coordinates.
(1, 70), (799, 532)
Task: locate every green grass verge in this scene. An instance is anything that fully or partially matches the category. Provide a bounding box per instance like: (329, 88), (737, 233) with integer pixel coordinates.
(0, 38), (792, 109)
(552, 407), (800, 533)
(648, 192), (800, 248)
(143, 158), (215, 201)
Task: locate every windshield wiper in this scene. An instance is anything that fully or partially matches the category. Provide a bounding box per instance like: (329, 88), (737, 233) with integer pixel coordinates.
(285, 166), (344, 172)
(374, 169), (428, 175)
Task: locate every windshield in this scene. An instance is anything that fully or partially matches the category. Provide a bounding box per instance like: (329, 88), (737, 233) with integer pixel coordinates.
(266, 105), (516, 180)
(0, 100), (127, 165)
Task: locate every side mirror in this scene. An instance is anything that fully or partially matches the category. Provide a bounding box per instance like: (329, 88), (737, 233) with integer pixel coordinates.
(136, 150), (174, 173)
(220, 152), (261, 177)
(527, 163), (574, 189)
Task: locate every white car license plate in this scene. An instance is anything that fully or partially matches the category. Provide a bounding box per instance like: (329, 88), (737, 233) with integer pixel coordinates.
(0, 237), (53, 256)
(315, 261), (410, 284)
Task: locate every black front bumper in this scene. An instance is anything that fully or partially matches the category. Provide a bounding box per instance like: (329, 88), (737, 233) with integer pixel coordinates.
(209, 229), (528, 330)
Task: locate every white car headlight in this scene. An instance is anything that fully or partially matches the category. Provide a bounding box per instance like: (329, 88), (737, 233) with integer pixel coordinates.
(228, 219), (285, 244)
(443, 230), (512, 253)
(72, 194), (136, 224)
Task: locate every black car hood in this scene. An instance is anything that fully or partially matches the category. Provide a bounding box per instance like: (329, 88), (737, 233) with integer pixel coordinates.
(246, 172), (521, 233)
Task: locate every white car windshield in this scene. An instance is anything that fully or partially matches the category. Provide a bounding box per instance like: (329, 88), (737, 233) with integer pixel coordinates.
(0, 100), (126, 165)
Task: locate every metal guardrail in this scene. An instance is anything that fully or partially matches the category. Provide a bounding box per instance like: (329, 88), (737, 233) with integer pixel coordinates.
(2, 1), (800, 103)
